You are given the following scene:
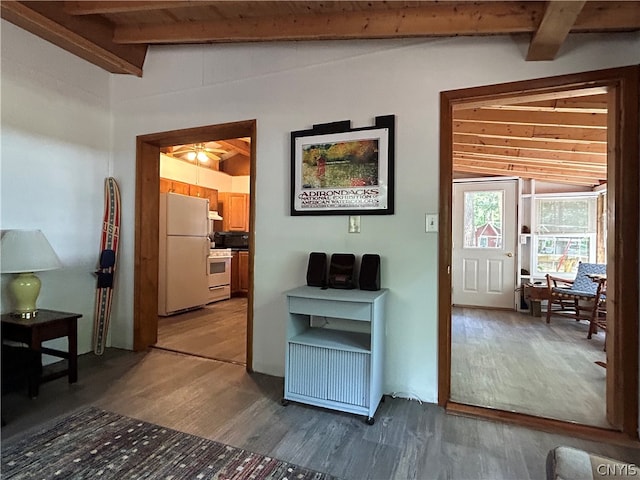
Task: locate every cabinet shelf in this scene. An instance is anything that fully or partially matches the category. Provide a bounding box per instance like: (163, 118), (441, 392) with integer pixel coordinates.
(290, 329), (371, 353)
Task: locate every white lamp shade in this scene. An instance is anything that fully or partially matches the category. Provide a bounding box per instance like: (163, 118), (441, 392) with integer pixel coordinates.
(0, 229), (62, 273)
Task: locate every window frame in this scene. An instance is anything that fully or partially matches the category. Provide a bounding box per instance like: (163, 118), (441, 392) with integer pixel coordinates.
(531, 193), (599, 278)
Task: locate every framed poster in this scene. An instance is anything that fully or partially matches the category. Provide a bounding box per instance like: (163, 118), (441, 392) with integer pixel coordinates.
(290, 115), (395, 216)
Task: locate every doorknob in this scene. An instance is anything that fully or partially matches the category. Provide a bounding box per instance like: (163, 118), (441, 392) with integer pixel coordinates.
(506, 252), (513, 257)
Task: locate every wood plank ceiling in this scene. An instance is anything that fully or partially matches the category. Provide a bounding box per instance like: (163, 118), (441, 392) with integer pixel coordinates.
(453, 88), (608, 187)
(2, 1), (633, 186)
(161, 138), (251, 176)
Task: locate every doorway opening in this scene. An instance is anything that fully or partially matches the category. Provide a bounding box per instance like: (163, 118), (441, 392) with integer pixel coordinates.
(134, 120), (256, 372)
(153, 138), (251, 365)
(438, 66), (639, 440)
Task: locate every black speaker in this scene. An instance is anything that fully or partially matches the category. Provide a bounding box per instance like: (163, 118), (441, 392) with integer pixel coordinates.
(306, 252), (327, 287)
(328, 253), (356, 289)
(359, 254), (381, 291)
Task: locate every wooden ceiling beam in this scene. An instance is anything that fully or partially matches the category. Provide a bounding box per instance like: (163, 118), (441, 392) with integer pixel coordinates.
(527, 1), (586, 61)
(453, 153), (606, 172)
(483, 104), (607, 114)
(64, 1), (215, 15)
(453, 133), (608, 154)
(454, 121), (607, 143)
(217, 139), (250, 157)
(453, 162), (603, 186)
(453, 143), (606, 164)
(453, 136), (607, 155)
(455, 108), (606, 128)
(574, 1), (640, 31)
(112, 2), (546, 44)
(1, 1), (146, 76)
(452, 87), (608, 110)
(506, 94), (608, 111)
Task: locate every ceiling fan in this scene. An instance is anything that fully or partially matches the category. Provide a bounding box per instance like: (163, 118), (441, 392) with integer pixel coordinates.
(169, 142), (234, 163)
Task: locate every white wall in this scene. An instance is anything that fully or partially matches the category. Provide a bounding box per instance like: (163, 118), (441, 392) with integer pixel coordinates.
(231, 176), (250, 194)
(2, 20), (637, 404)
(159, 153), (249, 194)
(1, 21), (112, 358)
(109, 33), (639, 402)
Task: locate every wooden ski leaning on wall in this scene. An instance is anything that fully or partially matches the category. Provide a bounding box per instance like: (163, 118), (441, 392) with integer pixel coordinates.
(93, 177), (121, 355)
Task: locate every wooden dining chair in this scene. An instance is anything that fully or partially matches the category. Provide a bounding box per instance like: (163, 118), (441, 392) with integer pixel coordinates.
(545, 262), (606, 331)
(587, 276), (607, 346)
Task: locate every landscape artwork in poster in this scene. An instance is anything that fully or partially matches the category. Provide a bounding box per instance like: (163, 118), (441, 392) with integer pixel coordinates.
(292, 128), (390, 214)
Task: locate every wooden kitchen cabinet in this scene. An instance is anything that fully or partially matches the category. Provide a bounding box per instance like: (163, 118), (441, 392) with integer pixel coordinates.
(231, 250), (249, 297)
(189, 184), (207, 198)
(172, 180), (190, 195)
(231, 251), (239, 294)
(159, 178), (172, 193)
(207, 189), (218, 213)
(219, 192), (249, 231)
(239, 251), (249, 292)
(160, 178), (190, 195)
(160, 179), (218, 210)
(189, 184), (218, 211)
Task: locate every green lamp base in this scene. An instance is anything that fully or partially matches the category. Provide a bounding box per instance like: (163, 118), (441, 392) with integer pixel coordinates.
(9, 272), (41, 319)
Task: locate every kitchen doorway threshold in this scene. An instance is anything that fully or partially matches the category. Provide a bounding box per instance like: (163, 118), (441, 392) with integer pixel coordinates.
(151, 345), (246, 367)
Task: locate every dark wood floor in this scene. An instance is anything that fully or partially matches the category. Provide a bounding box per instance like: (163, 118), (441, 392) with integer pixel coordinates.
(451, 307), (608, 428)
(155, 297), (247, 364)
(2, 348), (638, 479)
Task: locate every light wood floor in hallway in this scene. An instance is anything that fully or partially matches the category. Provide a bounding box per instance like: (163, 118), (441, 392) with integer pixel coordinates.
(451, 307), (608, 428)
(156, 297), (247, 365)
(2, 348), (638, 480)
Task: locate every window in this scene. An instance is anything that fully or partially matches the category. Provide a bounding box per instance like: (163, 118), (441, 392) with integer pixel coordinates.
(533, 196), (597, 275)
(463, 190), (503, 248)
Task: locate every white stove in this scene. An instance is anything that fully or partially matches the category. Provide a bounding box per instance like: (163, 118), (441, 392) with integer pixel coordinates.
(207, 248), (232, 303)
(209, 248), (232, 258)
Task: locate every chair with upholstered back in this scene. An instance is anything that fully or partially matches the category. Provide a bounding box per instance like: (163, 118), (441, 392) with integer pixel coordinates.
(545, 262), (606, 331)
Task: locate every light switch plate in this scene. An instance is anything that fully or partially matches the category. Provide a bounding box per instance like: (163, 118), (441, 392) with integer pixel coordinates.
(426, 214), (438, 232)
(349, 215), (361, 233)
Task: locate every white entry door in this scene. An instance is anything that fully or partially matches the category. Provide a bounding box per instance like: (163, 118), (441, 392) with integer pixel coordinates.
(452, 180), (517, 308)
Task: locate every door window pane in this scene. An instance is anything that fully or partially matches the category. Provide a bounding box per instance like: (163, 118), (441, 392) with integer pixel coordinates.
(463, 190), (503, 248)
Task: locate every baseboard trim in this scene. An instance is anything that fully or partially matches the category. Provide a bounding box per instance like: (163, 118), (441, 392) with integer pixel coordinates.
(445, 401), (640, 448)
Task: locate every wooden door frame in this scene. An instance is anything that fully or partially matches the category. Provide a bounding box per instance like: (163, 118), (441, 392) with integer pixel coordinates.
(438, 66), (639, 439)
(133, 120), (257, 372)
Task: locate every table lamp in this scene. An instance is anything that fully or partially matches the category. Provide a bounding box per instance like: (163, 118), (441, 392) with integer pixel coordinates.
(0, 229), (62, 318)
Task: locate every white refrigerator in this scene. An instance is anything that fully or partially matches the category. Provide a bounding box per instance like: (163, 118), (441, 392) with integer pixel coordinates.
(158, 192), (210, 316)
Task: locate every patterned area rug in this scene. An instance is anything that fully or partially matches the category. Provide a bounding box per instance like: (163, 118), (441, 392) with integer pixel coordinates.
(2, 407), (336, 479)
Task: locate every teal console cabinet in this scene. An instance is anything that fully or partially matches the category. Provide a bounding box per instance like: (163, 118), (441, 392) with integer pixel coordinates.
(283, 286), (388, 424)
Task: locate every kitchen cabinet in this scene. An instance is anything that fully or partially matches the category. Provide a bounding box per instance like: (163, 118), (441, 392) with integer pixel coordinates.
(159, 178), (172, 194)
(160, 178), (218, 211)
(231, 250), (249, 297)
(231, 251), (239, 294)
(283, 286), (387, 424)
(207, 189), (219, 213)
(188, 184), (207, 198)
(189, 184), (218, 211)
(239, 251), (249, 292)
(219, 192), (249, 231)
(159, 178), (190, 195)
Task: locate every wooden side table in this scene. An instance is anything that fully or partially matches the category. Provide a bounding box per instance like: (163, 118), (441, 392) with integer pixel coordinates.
(523, 283), (551, 317)
(1, 309), (82, 398)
